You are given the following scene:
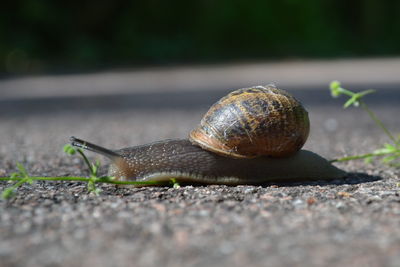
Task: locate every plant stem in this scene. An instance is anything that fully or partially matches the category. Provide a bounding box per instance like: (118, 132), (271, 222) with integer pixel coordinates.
(338, 87), (355, 97)
(360, 101), (399, 146)
(329, 151), (391, 163)
(4, 178), (31, 192)
(76, 149), (94, 175)
(0, 176), (164, 186)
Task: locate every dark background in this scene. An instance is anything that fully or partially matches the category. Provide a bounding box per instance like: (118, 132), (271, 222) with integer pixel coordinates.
(2, 0), (400, 74)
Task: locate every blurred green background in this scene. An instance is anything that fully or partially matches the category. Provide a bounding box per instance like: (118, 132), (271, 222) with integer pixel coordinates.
(2, 0), (400, 74)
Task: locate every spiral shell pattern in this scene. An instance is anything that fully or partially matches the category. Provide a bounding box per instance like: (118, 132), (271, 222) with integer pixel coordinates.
(189, 85), (310, 158)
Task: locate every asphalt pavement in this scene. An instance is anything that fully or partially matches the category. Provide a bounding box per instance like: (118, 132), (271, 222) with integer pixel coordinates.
(1, 58), (400, 267)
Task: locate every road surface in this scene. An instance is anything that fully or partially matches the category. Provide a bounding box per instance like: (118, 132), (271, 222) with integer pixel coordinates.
(1, 58), (400, 267)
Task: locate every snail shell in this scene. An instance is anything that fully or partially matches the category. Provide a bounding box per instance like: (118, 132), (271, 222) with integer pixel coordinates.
(189, 85), (310, 158)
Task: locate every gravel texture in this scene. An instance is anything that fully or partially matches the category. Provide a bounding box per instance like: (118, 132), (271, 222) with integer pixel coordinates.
(1, 60), (400, 267)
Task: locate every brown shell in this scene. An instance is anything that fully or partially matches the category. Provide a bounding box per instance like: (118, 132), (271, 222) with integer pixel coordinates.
(189, 85), (310, 158)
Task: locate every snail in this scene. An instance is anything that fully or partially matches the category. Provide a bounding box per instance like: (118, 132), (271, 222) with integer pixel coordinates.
(70, 85), (346, 185)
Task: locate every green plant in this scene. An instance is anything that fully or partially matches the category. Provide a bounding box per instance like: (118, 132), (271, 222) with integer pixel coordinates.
(329, 81), (400, 166)
(0, 145), (178, 199)
(1, 163), (34, 199)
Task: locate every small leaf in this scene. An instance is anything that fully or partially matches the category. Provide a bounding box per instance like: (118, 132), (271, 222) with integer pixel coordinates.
(16, 163), (28, 178)
(89, 184), (101, 195)
(382, 155), (398, 163)
(92, 187), (102, 196)
(331, 89), (340, 98)
(330, 81), (341, 91)
(329, 81), (343, 98)
(94, 160), (101, 175)
(87, 179), (101, 196)
(343, 96), (359, 108)
(383, 143), (396, 152)
(170, 178), (181, 188)
(87, 180), (95, 192)
(91, 161), (100, 177)
(364, 156), (373, 164)
(91, 163), (97, 174)
(373, 143), (397, 154)
(1, 187), (15, 199)
(357, 89), (376, 98)
(63, 144), (76, 155)
(331, 90), (341, 98)
(10, 172), (20, 179)
(373, 148), (391, 154)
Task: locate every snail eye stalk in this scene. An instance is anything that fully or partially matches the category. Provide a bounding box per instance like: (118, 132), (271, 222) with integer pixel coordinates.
(70, 136), (119, 158)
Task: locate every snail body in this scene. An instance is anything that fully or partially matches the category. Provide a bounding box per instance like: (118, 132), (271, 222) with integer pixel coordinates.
(70, 85), (346, 184)
(71, 138), (345, 184)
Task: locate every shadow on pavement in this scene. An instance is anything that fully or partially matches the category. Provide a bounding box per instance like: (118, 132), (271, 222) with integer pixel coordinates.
(265, 172), (381, 187)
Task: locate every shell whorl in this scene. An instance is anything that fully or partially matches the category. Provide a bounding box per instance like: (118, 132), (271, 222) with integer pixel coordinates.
(189, 85), (310, 158)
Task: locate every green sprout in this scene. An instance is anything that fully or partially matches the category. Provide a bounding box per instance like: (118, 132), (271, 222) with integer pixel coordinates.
(1, 163), (34, 199)
(329, 81), (400, 166)
(63, 144), (104, 195)
(1, 144), (179, 199)
(170, 178), (181, 189)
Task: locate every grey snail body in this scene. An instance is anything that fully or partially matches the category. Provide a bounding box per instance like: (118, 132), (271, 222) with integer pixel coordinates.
(70, 85), (346, 184)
